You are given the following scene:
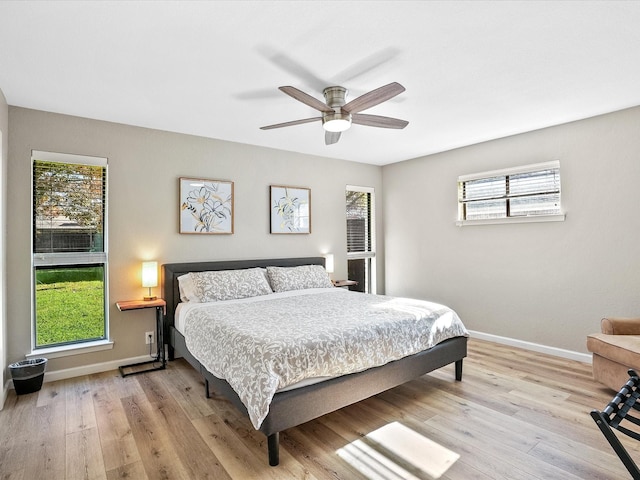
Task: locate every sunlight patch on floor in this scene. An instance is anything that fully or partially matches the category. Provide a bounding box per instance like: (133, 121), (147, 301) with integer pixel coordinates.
(337, 421), (460, 479)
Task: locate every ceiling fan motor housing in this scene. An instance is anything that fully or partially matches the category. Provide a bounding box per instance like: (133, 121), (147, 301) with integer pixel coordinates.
(323, 86), (348, 107)
(322, 86), (352, 132)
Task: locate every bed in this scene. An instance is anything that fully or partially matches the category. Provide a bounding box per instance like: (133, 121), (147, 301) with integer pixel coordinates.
(162, 256), (468, 466)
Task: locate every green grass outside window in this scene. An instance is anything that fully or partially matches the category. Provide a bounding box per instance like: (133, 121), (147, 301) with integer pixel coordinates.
(35, 267), (105, 347)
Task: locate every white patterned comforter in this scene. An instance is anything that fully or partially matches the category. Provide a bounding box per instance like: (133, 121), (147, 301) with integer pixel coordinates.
(179, 288), (468, 429)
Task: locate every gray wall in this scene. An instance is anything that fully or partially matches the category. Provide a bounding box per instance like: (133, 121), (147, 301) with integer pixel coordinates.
(7, 107), (384, 373)
(383, 106), (640, 354)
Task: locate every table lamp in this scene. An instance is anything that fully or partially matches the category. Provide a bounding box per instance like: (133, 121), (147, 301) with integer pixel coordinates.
(324, 253), (334, 275)
(142, 261), (158, 301)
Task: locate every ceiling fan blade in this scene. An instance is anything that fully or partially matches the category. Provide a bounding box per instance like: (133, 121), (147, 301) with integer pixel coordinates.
(256, 46), (329, 92)
(268, 52), (329, 92)
(352, 114), (409, 129)
(279, 86), (334, 113)
(342, 82), (406, 114)
(325, 131), (341, 145)
(260, 117), (321, 130)
(334, 47), (399, 84)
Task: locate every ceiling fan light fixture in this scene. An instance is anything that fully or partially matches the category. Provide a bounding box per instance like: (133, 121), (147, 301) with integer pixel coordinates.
(322, 112), (352, 132)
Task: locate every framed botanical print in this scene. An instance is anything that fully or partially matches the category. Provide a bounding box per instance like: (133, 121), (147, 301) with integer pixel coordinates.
(179, 177), (234, 234)
(270, 185), (311, 234)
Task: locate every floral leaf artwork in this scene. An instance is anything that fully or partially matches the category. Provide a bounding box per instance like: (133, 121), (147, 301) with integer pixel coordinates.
(270, 186), (311, 234)
(180, 178), (234, 234)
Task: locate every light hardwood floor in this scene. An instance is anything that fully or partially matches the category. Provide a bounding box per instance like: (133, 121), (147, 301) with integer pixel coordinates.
(0, 338), (637, 480)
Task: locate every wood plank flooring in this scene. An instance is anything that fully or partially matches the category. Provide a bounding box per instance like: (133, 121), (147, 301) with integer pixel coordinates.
(0, 338), (636, 479)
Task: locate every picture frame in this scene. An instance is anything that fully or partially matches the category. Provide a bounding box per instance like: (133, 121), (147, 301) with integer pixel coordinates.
(179, 177), (234, 234)
(270, 185), (311, 234)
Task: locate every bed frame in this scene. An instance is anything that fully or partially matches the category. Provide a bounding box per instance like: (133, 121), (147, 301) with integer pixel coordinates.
(162, 257), (467, 466)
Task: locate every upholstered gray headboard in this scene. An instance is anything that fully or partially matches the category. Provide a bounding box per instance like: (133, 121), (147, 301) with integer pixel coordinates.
(161, 256), (326, 331)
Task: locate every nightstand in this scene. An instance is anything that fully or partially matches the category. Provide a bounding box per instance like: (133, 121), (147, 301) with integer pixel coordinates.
(332, 280), (358, 288)
(116, 298), (166, 377)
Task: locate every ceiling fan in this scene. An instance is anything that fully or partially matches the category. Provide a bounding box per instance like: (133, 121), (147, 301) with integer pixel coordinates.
(260, 82), (408, 145)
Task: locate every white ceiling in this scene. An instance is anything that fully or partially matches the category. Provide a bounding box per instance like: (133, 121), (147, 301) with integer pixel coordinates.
(1, 1), (640, 166)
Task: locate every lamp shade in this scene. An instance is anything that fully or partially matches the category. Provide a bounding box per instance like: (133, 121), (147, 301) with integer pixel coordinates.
(142, 261), (158, 288)
(324, 254), (334, 274)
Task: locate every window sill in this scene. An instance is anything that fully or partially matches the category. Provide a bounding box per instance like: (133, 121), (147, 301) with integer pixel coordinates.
(27, 339), (114, 360)
(456, 214), (566, 227)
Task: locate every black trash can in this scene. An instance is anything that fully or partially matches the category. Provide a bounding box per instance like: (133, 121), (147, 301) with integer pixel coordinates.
(9, 358), (47, 395)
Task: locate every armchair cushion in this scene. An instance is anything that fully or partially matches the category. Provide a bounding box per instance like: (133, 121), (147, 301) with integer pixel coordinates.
(587, 334), (640, 369)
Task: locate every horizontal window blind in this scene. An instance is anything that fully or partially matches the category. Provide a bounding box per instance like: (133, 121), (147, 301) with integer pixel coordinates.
(33, 157), (106, 254)
(346, 190), (372, 253)
(458, 161), (561, 221)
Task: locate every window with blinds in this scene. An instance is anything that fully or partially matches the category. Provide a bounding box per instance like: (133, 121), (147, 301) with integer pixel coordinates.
(347, 191), (372, 253)
(32, 151), (108, 349)
(346, 186), (375, 293)
(458, 161), (563, 224)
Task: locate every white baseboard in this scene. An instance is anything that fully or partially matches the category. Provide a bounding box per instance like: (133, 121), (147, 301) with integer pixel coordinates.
(469, 330), (592, 364)
(4, 354), (154, 391)
(44, 354), (155, 383)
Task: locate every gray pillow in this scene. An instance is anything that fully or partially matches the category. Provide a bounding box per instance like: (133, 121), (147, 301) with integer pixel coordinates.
(266, 265), (333, 293)
(190, 268), (273, 302)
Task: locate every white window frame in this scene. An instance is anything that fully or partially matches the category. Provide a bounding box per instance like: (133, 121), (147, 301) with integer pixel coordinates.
(456, 160), (565, 226)
(346, 185), (376, 294)
(31, 150), (112, 357)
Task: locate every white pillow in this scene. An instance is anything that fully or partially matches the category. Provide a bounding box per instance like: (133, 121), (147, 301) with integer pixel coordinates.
(190, 268), (273, 302)
(177, 273), (199, 303)
(266, 265), (333, 293)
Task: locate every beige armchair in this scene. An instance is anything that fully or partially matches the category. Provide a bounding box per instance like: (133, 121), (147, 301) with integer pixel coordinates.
(587, 317), (640, 391)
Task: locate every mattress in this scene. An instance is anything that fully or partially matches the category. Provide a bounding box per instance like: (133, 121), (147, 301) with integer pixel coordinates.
(176, 292), (334, 394)
(176, 288), (468, 429)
